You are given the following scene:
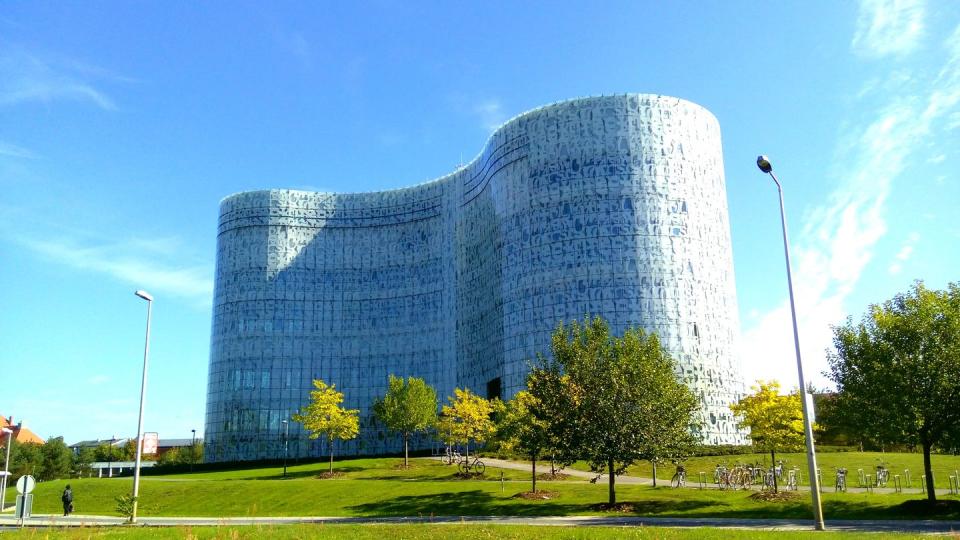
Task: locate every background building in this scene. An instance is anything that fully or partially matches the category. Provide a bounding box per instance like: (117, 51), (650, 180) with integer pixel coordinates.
(205, 94), (747, 462)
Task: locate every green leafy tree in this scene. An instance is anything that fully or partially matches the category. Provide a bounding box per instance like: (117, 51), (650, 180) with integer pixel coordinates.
(157, 447), (182, 467)
(529, 316), (701, 506)
(827, 281), (960, 502)
(372, 375), (438, 467)
(495, 390), (552, 492)
(293, 379), (360, 474)
(39, 437), (73, 480)
(7, 440), (44, 481)
(94, 442), (123, 463)
(72, 446), (95, 478)
(440, 388), (495, 461)
(730, 381), (806, 493)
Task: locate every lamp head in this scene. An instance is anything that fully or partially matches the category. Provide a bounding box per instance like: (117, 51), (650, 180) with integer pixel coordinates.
(757, 155), (773, 173)
(135, 290), (154, 302)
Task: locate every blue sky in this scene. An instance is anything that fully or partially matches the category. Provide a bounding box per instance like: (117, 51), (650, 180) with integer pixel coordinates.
(1, 1), (957, 443)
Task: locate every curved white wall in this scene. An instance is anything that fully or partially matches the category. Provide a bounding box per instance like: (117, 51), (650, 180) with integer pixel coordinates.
(205, 94), (747, 462)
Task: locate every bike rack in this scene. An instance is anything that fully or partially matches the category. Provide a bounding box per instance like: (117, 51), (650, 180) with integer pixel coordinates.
(893, 475), (902, 493)
(864, 474), (873, 493)
(904, 469), (911, 488)
(948, 475), (957, 495)
(857, 468), (866, 488)
(698, 471), (707, 490)
(817, 469), (823, 492)
(920, 475), (927, 495)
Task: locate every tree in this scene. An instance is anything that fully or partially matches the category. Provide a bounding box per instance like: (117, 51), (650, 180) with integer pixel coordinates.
(292, 379), (360, 474)
(495, 390), (551, 493)
(39, 437), (73, 480)
(72, 446), (96, 478)
(729, 381), (806, 493)
(7, 440), (44, 481)
(440, 388), (495, 461)
(529, 316), (701, 506)
(372, 375), (438, 467)
(827, 281), (960, 502)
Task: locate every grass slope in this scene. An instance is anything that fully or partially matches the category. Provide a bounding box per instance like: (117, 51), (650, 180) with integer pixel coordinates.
(558, 451), (960, 489)
(24, 457), (960, 520)
(0, 525), (941, 539)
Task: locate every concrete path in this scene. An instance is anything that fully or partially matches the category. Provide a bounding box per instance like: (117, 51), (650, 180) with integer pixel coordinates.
(2, 513), (960, 534)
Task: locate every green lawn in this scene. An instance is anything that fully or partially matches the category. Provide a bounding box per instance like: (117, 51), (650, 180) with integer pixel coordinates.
(555, 451), (960, 489)
(0, 525), (942, 539)
(23, 457), (960, 521)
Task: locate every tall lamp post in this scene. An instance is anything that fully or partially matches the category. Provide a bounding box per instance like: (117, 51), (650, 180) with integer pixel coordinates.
(131, 289), (153, 524)
(1, 427), (12, 511)
(756, 155), (825, 530)
(281, 420), (289, 478)
(190, 429), (196, 473)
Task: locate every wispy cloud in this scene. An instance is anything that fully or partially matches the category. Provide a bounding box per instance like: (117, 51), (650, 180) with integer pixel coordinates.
(473, 99), (507, 132)
(852, 0), (925, 58)
(0, 47), (121, 110)
(740, 17), (960, 390)
(888, 233), (919, 275)
(0, 140), (36, 159)
(15, 235), (213, 306)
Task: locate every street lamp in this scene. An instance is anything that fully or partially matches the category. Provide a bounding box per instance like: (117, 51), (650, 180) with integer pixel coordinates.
(281, 420), (289, 478)
(190, 429), (196, 473)
(756, 155), (825, 530)
(1, 427), (12, 511)
(131, 289), (153, 523)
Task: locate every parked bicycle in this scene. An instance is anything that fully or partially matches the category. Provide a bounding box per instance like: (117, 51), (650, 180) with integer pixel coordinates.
(458, 455), (486, 475)
(875, 465), (889, 488)
(441, 446), (461, 465)
(836, 468), (848, 492)
(671, 465), (686, 488)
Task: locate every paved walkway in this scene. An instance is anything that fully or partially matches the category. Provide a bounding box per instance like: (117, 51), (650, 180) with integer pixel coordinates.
(2, 513), (960, 533)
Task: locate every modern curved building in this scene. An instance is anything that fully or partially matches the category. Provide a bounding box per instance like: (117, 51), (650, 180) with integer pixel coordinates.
(205, 94), (747, 462)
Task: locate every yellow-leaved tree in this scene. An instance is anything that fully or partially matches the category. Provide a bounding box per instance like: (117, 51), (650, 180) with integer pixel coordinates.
(729, 380), (808, 493)
(293, 379), (360, 474)
(439, 388), (494, 462)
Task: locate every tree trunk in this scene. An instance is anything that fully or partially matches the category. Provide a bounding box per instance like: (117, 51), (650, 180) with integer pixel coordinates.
(329, 435), (334, 474)
(923, 440), (937, 502)
(403, 432), (409, 468)
(532, 454), (537, 493)
(771, 449), (778, 494)
(608, 457), (616, 506)
(652, 460), (657, 488)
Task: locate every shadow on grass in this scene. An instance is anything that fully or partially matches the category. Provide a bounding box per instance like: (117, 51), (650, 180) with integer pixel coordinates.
(253, 466), (368, 480)
(348, 490), (722, 518)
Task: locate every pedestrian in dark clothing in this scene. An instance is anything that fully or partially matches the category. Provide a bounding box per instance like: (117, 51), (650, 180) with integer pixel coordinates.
(62, 485), (73, 516)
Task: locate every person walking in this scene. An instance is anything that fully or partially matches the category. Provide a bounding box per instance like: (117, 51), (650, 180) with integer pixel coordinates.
(61, 484), (73, 516)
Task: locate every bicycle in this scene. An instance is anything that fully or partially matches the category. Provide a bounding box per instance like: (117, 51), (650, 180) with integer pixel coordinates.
(875, 465), (889, 488)
(441, 446), (461, 465)
(671, 465), (686, 488)
(458, 455), (486, 475)
(836, 468), (848, 492)
(786, 469), (798, 491)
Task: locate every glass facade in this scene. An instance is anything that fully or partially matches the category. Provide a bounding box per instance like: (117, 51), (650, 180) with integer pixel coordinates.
(205, 94), (747, 462)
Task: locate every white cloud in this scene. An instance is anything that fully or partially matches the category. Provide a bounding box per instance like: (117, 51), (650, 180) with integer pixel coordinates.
(852, 0), (925, 58)
(473, 99), (507, 132)
(0, 140), (36, 159)
(741, 20), (960, 390)
(16, 235), (213, 306)
(88, 374), (110, 385)
(0, 48), (119, 110)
